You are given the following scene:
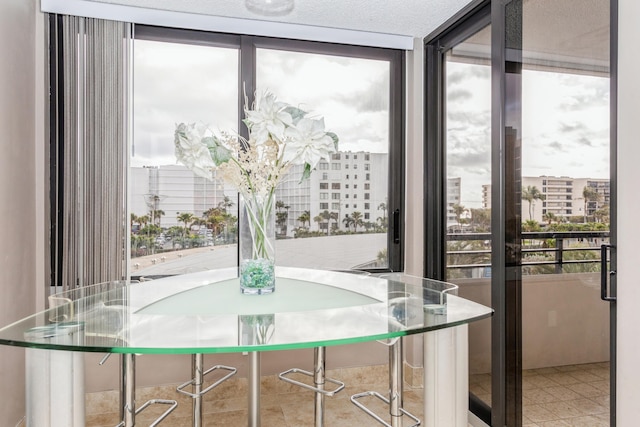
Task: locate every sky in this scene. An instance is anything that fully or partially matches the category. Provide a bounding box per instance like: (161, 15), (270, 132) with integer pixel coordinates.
(446, 61), (610, 208)
(132, 39), (390, 168)
(133, 39), (611, 211)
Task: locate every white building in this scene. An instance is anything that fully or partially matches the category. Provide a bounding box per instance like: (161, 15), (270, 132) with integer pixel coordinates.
(482, 176), (610, 223)
(132, 151), (389, 234)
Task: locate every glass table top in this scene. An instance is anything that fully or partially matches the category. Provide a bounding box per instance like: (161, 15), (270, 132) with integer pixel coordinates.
(0, 267), (492, 354)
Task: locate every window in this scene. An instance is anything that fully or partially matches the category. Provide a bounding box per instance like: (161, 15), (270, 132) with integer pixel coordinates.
(353, 194), (358, 199)
(353, 154), (358, 160)
(353, 164), (358, 169)
(365, 154), (370, 161)
(365, 213), (370, 220)
(126, 26), (404, 275)
(365, 164), (370, 171)
(364, 203), (370, 210)
(345, 164), (349, 169)
(365, 174), (370, 180)
(354, 184), (358, 189)
(345, 184), (349, 189)
(365, 183), (370, 190)
(364, 193), (370, 200)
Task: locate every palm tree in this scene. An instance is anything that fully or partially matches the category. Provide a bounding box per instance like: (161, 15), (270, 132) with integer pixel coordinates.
(329, 211), (339, 232)
(218, 195), (235, 212)
(351, 211), (364, 232)
(298, 210), (311, 228)
(451, 204), (468, 230)
(521, 186), (545, 220)
(582, 186), (603, 223)
(377, 202), (387, 222)
(152, 209), (165, 226)
(542, 211), (557, 225)
(276, 200), (290, 236)
(177, 212), (195, 241)
(130, 213), (139, 232)
(342, 214), (354, 232)
(313, 215), (323, 231)
(320, 210), (331, 235)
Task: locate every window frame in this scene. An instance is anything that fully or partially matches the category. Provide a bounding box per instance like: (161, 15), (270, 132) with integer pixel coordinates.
(132, 25), (405, 273)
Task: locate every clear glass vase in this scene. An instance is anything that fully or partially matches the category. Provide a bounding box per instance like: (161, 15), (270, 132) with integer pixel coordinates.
(239, 192), (276, 294)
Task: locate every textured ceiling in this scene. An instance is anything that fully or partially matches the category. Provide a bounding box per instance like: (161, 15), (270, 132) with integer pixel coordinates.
(84, 0), (475, 38)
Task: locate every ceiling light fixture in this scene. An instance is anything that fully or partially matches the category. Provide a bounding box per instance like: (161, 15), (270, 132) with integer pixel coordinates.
(245, 0), (294, 16)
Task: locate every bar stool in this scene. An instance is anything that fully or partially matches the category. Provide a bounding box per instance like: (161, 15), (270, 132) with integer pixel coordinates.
(49, 281), (179, 427)
(350, 273), (458, 427)
(176, 354), (237, 427)
(278, 269), (376, 426)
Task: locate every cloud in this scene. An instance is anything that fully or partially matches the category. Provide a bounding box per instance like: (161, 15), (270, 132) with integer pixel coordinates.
(447, 89), (473, 103)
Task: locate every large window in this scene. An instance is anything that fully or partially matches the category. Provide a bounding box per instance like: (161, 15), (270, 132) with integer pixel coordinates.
(129, 27), (404, 277)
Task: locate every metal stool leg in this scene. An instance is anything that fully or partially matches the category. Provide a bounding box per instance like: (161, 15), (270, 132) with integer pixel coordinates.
(116, 354), (178, 427)
(351, 338), (420, 427)
(176, 353), (237, 426)
(279, 346), (345, 427)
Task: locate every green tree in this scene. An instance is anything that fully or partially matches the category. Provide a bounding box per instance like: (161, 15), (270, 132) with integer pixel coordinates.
(329, 211), (339, 232)
(542, 211), (557, 225)
(298, 210), (311, 228)
(342, 214), (354, 232)
(522, 186), (545, 220)
(451, 204), (468, 229)
(351, 211), (364, 232)
(313, 215), (323, 231)
(177, 212), (195, 241)
(582, 186), (603, 222)
(469, 208), (491, 231)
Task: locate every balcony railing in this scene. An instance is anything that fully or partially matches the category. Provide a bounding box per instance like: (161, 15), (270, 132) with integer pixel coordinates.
(447, 231), (610, 276)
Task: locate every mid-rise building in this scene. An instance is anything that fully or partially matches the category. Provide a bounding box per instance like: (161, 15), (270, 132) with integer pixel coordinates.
(482, 176), (610, 223)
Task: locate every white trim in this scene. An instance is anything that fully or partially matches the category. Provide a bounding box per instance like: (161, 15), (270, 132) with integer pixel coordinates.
(41, 0), (414, 50)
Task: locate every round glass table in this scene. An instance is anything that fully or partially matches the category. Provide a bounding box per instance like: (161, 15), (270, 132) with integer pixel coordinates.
(0, 267), (492, 427)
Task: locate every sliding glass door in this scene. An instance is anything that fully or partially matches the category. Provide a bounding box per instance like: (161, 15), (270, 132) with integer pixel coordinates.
(426, 1), (615, 425)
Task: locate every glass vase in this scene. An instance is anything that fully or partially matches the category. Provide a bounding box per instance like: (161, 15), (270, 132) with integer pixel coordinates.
(239, 192), (276, 294)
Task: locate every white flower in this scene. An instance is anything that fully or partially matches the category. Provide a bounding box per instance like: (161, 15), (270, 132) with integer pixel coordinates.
(174, 123), (215, 180)
(282, 117), (337, 169)
(174, 90), (339, 195)
(244, 91), (292, 143)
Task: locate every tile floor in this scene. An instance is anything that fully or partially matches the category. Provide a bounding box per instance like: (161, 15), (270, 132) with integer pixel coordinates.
(87, 365), (430, 427)
(85, 362), (610, 426)
(470, 362), (611, 427)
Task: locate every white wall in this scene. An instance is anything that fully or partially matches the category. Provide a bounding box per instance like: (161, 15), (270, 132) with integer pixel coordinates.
(615, 0), (640, 425)
(0, 0), (43, 424)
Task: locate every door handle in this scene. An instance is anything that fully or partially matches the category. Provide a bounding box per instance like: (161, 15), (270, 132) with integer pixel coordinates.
(600, 244), (616, 302)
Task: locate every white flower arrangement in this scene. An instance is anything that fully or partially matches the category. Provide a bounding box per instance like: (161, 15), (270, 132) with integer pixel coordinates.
(174, 91), (338, 292)
(174, 90), (339, 197)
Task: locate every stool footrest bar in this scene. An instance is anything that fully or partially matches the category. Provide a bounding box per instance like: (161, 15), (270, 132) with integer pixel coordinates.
(116, 399), (178, 427)
(279, 368), (345, 397)
(176, 364), (237, 398)
(351, 391), (421, 427)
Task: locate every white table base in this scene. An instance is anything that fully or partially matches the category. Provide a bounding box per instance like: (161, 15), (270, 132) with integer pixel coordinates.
(423, 324), (469, 427)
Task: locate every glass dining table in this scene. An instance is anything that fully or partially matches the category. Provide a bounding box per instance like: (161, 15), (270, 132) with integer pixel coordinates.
(0, 267), (492, 427)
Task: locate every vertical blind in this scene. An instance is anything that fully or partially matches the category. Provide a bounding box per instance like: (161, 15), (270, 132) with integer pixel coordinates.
(51, 15), (131, 290)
